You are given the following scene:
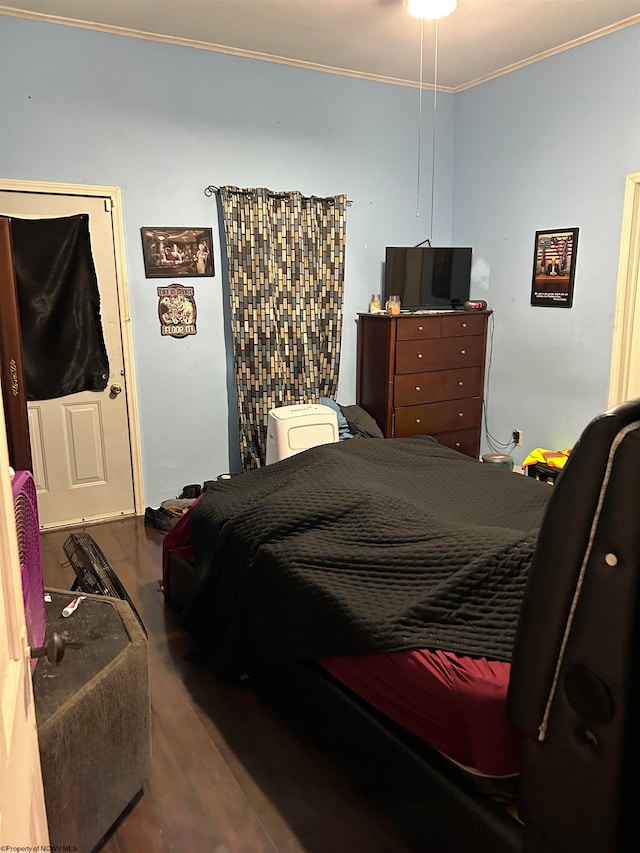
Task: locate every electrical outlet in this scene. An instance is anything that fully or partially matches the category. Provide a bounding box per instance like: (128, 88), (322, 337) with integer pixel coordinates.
(512, 429), (523, 447)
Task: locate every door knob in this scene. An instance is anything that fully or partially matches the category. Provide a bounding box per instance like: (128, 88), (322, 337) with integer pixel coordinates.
(31, 632), (65, 665)
(110, 383), (123, 396)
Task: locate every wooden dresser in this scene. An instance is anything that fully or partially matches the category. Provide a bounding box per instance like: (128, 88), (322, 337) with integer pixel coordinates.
(356, 310), (491, 458)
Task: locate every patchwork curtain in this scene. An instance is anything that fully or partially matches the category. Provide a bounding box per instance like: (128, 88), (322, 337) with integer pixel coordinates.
(219, 186), (347, 470)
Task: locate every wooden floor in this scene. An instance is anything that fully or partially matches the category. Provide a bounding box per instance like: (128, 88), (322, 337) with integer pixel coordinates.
(40, 517), (422, 853)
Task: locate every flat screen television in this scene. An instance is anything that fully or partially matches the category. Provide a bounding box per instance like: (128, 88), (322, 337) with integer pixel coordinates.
(383, 246), (472, 310)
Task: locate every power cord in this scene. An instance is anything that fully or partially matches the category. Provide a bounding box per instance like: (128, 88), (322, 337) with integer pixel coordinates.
(482, 312), (518, 454)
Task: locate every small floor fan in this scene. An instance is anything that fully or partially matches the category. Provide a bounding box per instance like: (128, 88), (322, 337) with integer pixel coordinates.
(12, 470), (46, 673)
(63, 531), (147, 636)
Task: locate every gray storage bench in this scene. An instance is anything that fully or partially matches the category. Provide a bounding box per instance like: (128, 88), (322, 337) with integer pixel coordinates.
(33, 589), (151, 853)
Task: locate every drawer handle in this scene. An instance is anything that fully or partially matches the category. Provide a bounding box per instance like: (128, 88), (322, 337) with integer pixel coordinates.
(417, 353), (423, 359)
(416, 418), (421, 424)
(415, 386), (421, 391)
(462, 322), (467, 328)
(458, 412), (464, 417)
(460, 349), (466, 355)
(455, 442), (461, 448)
(418, 325), (424, 331)
(458, 381), (464, 387)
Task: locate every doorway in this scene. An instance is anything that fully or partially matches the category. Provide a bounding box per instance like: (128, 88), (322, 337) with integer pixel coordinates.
(0, 180), (143, 528)
(609, 172), (640, 406)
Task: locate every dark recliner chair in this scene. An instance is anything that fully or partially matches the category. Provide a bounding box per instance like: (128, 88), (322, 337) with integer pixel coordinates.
(509, 398), (640, 853)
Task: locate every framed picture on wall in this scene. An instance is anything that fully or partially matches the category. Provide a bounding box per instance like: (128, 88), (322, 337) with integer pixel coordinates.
(530, 227), (579, 308)
(141, 227), (214, 278)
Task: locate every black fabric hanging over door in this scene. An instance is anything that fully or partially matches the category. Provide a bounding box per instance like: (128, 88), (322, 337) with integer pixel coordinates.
(9, 214), (110, 401)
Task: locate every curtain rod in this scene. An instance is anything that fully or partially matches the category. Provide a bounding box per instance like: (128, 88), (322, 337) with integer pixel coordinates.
(204, 185), (353, 206)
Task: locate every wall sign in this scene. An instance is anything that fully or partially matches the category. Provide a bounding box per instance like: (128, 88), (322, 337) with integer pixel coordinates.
(530, 227), (579, 308)
(157, 285), (197, 338)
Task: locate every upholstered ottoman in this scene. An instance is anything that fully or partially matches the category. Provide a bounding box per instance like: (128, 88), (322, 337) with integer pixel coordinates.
(33, 589), (151, 853)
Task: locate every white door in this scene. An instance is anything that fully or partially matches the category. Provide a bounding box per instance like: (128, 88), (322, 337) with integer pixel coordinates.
(0, 395), (49, 846)
(0, 188), (137, 528)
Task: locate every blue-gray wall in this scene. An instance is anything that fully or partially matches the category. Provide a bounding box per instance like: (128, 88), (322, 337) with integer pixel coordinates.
(0, 16), (454, 504)
(455, 24), (640, 460)
(1, 15), (638, 503)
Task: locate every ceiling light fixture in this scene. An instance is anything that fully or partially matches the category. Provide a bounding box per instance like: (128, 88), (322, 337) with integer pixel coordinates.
(407, 0), (457, 20)
(407, 0), (457, 241)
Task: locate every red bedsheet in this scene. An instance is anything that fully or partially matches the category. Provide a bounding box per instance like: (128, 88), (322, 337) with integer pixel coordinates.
(320, 649), (519, 777)
(163, 503), (521, 778)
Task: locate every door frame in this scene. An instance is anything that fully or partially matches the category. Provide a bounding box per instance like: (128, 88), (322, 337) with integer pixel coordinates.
(0, 392), (49, 846)
(609, 172), (640, 406)
(0, 178), (144, 516)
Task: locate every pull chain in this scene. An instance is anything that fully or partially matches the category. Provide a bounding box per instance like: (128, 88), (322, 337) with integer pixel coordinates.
(430, 18), (439, 243)
(416, 18), (424, 218)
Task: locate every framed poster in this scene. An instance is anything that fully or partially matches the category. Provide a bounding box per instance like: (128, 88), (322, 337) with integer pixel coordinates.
(530, 227), (579, 308)
(141, 227), (214, 278)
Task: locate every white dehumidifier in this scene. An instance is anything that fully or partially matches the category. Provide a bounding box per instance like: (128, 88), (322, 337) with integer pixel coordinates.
(265, 403), (339, 465)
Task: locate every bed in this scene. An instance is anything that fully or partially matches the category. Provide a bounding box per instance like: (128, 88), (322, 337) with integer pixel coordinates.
(163, 398), (640, 852)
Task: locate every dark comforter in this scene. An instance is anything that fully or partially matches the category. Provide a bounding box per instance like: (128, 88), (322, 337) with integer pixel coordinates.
(182, 436), (551, 674)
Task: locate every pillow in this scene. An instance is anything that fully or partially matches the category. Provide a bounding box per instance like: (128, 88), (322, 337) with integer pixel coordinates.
(339, 405), (384, 439)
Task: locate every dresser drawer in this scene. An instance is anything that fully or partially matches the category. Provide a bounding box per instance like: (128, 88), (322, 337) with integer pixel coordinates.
(394, 366), (482, 407)
(394, 397), (482, 437)
(431, 428), (479, 457)
(441, 313), (486, 338)
(395, 335), (485, 374)
(396, 316), (442, 341)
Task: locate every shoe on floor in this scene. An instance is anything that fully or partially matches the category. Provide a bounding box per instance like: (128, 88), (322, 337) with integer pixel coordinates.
(178, 483), (201, 499)
(161, 498), (196, 512)
(144, 506), (179, 532)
